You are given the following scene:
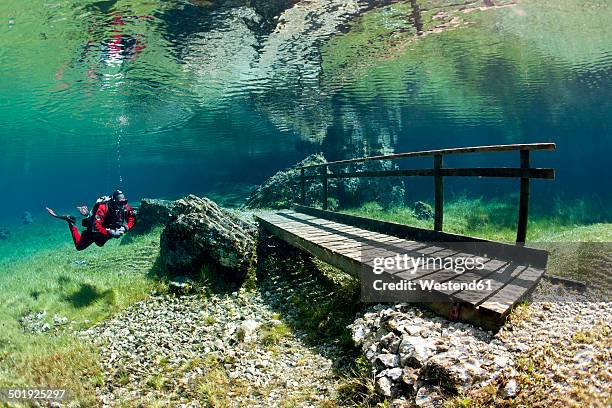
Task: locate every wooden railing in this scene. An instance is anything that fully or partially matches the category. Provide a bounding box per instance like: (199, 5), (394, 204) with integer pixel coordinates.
(297, 143), (556, 244)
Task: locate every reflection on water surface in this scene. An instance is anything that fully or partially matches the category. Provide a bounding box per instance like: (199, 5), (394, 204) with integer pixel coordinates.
(0, 0), (610, 217)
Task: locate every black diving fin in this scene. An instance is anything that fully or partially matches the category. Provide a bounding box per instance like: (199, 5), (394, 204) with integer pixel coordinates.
(46, 207), (76, 224)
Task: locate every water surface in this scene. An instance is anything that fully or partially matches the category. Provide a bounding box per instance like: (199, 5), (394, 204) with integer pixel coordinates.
(0, 0), (610, 221)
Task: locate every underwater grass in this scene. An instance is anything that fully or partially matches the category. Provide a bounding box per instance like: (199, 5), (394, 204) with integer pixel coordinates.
(0, 221), (164, 404)
(342, 197), (611, 243)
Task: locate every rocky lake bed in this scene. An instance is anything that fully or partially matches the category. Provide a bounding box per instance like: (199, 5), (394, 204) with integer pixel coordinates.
(49, 193), (607, 407)
(73, 265), (609, 407)
(4, 174), (610, 407)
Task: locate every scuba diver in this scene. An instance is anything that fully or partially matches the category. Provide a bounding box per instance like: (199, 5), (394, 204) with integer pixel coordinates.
(46, 190), (136, 251)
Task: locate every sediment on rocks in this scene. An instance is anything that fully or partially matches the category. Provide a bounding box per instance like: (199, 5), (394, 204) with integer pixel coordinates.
(81, 290), (339, 406)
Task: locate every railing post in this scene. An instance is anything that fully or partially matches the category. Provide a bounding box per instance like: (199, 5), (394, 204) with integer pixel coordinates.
(434, 154), (444, 231)
(322, 165), (329, 211)
(516, 150), (530, 244)
(300, 168), (306, 205)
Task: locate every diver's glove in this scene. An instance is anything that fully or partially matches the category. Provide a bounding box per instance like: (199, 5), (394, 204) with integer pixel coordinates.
(107, 229), (123, 238)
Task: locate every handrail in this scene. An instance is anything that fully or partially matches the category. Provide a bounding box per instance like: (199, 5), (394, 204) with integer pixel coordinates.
(299, 143), (556, 169)
(297, 142), (556, 245)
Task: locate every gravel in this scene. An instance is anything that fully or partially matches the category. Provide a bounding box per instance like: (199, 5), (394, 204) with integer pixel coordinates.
(76, 226), (610, 407)
(350, 280), (611, 407)
(81, 288), (339, 406)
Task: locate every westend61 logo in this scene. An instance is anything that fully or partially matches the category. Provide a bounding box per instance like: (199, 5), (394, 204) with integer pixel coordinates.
(362, 253), (493, 302)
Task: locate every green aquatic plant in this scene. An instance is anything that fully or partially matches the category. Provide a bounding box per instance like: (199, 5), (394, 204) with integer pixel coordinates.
(0, 221), (164, 402)
(336, 354), (383, 407)
(260, 321), (292, 346)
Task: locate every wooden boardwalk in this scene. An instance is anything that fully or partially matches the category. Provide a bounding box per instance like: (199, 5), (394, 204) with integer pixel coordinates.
(256, 207), (548, 330)
(257, 143), (554, 329)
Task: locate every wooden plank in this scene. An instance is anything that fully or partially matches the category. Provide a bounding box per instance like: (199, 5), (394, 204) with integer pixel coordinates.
(453, 262), (526, 306)
(276, 222), (324, 230)
(293, 206), (550, 268)
(428, 262), (498, 296)
(256, 216), (364, 277)
(357, 245), (450, 264)
(326, 241), (376, 253)
(346, 243), (442, 256)
(296, 229), (390, 241)
(274, 215), (371, 235)
(424, 301), (504, 331)
(351, 247), (431, 263)
(324, 236), (406, 249)
(286, 223), (367, 235)
(282, 227), (330, 236)
(479, 266), (544, 315)
(274, 216), (339, 227)
(336, 244), (381, 257)
(391, 250), (465, 281)
(308, 235), (356, 244)
(299, 143), (556, 169)
(347, 248), (404, 263)
(395, 265), (444, 281)
(298, 229), (392, 245)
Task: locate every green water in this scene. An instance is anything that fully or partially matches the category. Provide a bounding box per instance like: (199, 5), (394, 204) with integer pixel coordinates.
(0, 0), (610, 223)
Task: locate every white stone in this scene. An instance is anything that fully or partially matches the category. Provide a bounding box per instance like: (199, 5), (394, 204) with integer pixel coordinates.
(386, 367), (403, 381)
(399, 336), (436, 368)
(236, 319), (260, 342)
(377, 353), (400, 368)
(502, 379), (518, 397)
(376, 376), (393, 397)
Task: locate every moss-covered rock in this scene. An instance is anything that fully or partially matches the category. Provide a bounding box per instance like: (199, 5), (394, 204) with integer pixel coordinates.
(413, 201), (434, 220)
(160, 195), (257, 283)
(244, 153), (329, 209)
(244, 152), (405, 209)
(133, 198), (176, 234)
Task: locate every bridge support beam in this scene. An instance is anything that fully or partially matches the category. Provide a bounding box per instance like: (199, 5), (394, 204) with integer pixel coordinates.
(516, 150), (530, 244)
(322, 165), (329, 211)
(434, 154), (444, 231)
(300, 168), (306, 205)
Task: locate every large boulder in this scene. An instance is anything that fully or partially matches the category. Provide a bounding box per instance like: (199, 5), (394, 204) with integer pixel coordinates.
(160, 195), (257, 282)
(244, 152), (405, 210)
(335, 160), (405, 208)
(133, 198), (176, 233)
(244, 153), (330, 209)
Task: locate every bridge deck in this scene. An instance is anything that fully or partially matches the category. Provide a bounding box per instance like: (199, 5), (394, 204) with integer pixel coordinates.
(256, 208), (547, 330)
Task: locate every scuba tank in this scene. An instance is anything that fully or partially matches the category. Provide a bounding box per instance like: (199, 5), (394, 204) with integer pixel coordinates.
(81, 196), (112, 230)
